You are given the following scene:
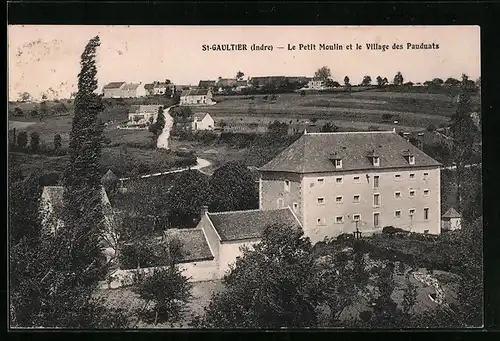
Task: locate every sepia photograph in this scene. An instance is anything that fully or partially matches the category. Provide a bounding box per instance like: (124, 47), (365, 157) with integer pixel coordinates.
(8, 25), (482, 329)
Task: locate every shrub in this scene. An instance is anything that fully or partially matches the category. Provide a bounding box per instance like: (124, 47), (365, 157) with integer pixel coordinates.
(382, 226), (406, 235)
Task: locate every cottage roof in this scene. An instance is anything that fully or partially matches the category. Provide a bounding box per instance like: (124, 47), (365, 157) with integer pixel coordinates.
(216, 79), (238, 87)
(181, 89), (210, 97)
(41, 186), (112, 215)
(144, 83), (155, 90)
(128, 104), (163, 114)
(198, 80), (216, 88)
(193, 112), (209, 120)
(259, 131), (441, 174)
(442, 207), (461, 219)
(102, 169), (119, 184)
(121, 83), (141, 91)
(236, 80), (248, 86)
(207, 208), (301, 241)
(311, 77), (324, 81)
(103, 82), (126, 90)
(164, 228), (214, 263)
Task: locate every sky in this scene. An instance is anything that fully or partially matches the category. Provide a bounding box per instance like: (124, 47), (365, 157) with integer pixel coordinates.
(8, 25), (480, 101)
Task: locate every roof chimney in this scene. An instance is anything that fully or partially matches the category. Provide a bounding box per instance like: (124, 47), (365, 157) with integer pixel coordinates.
(200, 205), (209, 218)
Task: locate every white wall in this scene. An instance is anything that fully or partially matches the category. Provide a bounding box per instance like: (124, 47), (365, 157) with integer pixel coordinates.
(218, 239), (259, 278)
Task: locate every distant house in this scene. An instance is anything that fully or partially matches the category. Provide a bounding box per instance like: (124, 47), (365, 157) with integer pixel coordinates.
(103, 82), (126, 98)
(180, 89), (214, 105)
(216, 78), (238, 92)
(288, 124), (321, 135)
(191, 112), (215, 131)
(235, 80), (249, 92)
(103, 82), (146, 98)
(144, 82), (175, 96)
(198, 80), (216, 90)
(40, 186), (113, 235)
(441, 208), (462, 231)
(307, 77), (325, 90)
(196, 206), (302, 277)
(128, 105), (171, 125)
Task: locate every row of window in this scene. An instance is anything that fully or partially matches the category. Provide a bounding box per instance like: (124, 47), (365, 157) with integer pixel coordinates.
(316, 189), (430, 206)
(284, 172), (431, 192)
(316, 208), (430, 226)
(333, 155), (416, 169)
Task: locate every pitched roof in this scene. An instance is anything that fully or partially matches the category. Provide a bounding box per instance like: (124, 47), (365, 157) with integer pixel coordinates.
(181, 89), (210, 97)
(236, 80), (248, 86)
(41, 186), (112, 215)
(103, 82), (126, 89)
(144, 83), (155, 90)
(101, 169), (119, 183)
(207, 208), (301, 241)
(193, 112), (209, 120)
(198, 80), (216, 88)
(311, 77), (324, 81)
(442, 207), (461, 218)
(217, 79), (238, 87)
(128, 104), (163, 114)
(121, 83), (141, 91)
(164, 228), (214, 263)
(259, 131), (441, 173)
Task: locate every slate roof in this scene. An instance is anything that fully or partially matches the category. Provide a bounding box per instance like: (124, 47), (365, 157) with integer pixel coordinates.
(103, 82), (126, 89)
(259, 131), (441, 174)
(128, 105), (163, 114)
(164, 228), (214, 263)
(216, 79), (238, 87)
(207, 208), (301, 241)
(101, 169), (119, 183)
(198, 80), (216, 88)
(41, 186), (112, 215)
(442, 208), (461, 219)
(121, 83), (141, 91)
(144, 83), (155, 90)
(181, 89), (211, 97)
(193, 112), (210, 120)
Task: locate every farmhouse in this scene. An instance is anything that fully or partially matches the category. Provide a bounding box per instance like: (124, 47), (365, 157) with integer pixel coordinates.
(191, 112), (215, 131)
(258, 130), (442, 243)
(234, 80), (249, 92)
(180, 89), (214, 105)
(40, 186), (113, 235)
(128, 105), (170, 125)
(103, 82), (146, 98)
(196, 206), (302, 277)
(144, 82), (175, 96)
(216, 78), (238, 91)
(307, 77), (325, 90)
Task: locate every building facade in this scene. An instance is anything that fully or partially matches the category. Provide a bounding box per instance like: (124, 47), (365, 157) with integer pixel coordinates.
(180, 89), (214, 105)
(103, 82), (146, 98)
(307, 77), (325, 90)
(258, 130), (442, 244)
(191, 112), (215, 131)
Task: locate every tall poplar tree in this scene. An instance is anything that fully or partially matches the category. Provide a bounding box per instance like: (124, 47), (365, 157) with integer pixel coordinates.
(63, 36), (105, 278)
(450, 74), (477, 211)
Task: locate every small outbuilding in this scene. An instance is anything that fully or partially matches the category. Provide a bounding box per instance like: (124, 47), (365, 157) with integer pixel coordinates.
(441, 207), (462, 231)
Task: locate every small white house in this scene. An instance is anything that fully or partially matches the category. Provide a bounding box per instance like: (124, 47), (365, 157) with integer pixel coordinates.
(196, 206), (302, 278)
(441, 207), (462, 231)
(180, 89), (214, 105)
(307, 77), (325, 90)
(128, 105), (171, 125)
(103, 82), (146, 98)
(191, 112), (215, 131)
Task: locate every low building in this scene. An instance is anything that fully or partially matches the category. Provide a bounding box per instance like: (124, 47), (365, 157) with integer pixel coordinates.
(103, 82), (146, 98)
(40, 186), (113, 235)
(234, 80), (249, 92)
(128, 104), (168, 125)
(196, 206), (302, 278)
(144, 82), (176, 96)
(441, 207), (462, 231)
(307, 77), (325, 90)
(216, 78), (238, 91)
(180, 89), (214, 105)
(191, 112), (215, 131)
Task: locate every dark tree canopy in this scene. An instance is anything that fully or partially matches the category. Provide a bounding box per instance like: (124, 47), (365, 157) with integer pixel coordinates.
(209, 161), (259, 212)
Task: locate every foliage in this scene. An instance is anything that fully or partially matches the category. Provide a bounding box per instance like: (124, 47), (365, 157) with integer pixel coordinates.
(321, 122), (339, 133)
(209, 161), (259, 212)
(376, 76), (388, 87)
(17, 131), (28, 149)
(394, 71), (404, 86)
(148, 106), (166, 138)
(343, 76), (350, 86)
(53, 134), (62, 150)
(14, 107), (24, 116)
(236, 71), (245, 80)
(361, 75), (372, 86)
(315, 66), (331, 81)
(62, 35), (105, 279)
(30, 132), (40, 152)
(133, 266), (192, 325)
(166, 170), (210, 228)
